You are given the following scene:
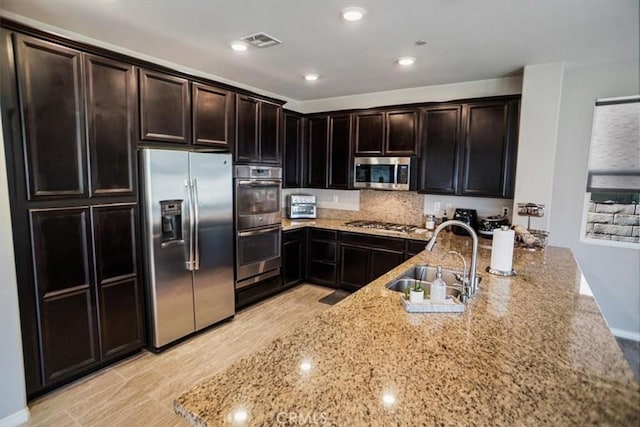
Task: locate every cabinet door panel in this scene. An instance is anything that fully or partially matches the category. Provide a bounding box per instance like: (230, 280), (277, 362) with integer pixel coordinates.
(40, 290), (98, 382)
(340, 245), (369, 289)
(139, 69), (190, 143)
(85, 55), (134, 196)
(354, 112), (384, 155)
(14, 35), (86, 199)
(98, 278), (144, 358)
(370, 249), (405, 280)
(236, 96), (260, 162)
(462, 103), (509, 197)
(308, 261), (337, 287)
(193, 82), (231, 147)
(283, 239), (304, 287)
(283, 113), (303, 188)
(419, 106), (462, 194)
(306, 116), (328, 187)
(260, 102), (280, 164)
(328, 114), (351, 189)
(92, 204), (137, 285)
(30, 208), (98, 383)
(386, 110), (418, 155)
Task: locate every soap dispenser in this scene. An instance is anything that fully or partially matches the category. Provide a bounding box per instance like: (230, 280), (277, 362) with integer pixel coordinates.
(431, 266), (447, 303)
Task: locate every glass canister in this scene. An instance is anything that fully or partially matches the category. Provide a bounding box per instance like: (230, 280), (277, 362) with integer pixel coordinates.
(424, 214), (436, 230)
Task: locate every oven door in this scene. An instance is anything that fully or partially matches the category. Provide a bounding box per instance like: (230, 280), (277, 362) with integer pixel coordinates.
(236, 225), (281, 288)
(235, 179), (281, 229)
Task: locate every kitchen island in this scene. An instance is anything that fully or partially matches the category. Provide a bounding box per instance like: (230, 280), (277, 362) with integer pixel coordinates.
(174, 230), (639, 426)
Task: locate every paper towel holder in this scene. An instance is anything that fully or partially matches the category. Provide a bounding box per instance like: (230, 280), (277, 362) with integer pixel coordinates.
(486, 265), (517, 277)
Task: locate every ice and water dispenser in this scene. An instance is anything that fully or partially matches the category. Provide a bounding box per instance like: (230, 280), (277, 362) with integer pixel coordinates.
(160, 200), (183, 245)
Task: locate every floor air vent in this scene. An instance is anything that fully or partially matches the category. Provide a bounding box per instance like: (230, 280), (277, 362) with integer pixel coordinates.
(240, 32), (282, 48)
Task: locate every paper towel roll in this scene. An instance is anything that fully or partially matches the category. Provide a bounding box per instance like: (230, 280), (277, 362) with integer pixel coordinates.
(490, 228), (515, 272)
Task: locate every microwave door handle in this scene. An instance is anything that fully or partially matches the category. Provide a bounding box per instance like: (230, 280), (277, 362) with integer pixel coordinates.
(192, 178), (200, 271)
(393, 162), (399, 186)
(184, 179), (194, 271)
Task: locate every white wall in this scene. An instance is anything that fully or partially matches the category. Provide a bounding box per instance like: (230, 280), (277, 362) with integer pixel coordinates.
(0, 116), (29, 425)
(512, 63), (564, 230)
(551, 60), (640, 340)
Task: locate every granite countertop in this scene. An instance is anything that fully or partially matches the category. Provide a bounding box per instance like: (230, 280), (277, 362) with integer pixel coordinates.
(175, 228), (640, 426)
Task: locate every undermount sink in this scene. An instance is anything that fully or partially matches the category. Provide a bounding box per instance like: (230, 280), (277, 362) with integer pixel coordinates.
(387, 278), (463, 299)
(386, 265), (482, 299)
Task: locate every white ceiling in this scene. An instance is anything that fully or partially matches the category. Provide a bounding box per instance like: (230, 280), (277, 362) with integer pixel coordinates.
(1, 0), (638, 102)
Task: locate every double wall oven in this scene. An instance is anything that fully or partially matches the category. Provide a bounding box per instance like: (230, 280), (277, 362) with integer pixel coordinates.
(234, 165), (282, 290)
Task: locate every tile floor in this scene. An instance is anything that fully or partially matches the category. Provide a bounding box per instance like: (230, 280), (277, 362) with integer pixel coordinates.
(21, 284), (334, 427)
(19, 284), (640, 426)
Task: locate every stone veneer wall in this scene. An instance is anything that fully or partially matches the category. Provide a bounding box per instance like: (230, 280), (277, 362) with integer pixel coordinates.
(585, 202), (640, 243)
(317, 190), (425, 226)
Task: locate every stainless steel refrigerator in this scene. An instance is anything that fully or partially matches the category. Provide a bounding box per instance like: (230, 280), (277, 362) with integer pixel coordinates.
(139, 148), (235, 349)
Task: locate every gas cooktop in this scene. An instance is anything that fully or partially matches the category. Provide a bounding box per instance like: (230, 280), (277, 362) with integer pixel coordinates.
(345, 220), (417, 233)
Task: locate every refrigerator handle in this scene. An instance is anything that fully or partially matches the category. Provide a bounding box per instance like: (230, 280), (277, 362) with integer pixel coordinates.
(192, 178), (200, 270)
(184, 179), (195, 271)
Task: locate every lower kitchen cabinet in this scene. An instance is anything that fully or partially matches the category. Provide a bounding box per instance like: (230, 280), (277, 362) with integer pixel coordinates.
(282, 229), (306, 288)
(307, 229), (338, 287)
(407, 239), (428, 258)
(339, 232), (406, 291)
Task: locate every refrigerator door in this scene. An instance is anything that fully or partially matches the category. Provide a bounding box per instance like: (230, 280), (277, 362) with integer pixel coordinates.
(140, 149), (195, 348)
(189, 152), (235, 329)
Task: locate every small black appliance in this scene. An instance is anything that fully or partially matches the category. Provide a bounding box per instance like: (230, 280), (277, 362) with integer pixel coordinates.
(452, 208), (478, 236)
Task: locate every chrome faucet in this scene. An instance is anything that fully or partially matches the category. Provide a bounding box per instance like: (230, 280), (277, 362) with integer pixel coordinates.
(426, 220), (479, 298)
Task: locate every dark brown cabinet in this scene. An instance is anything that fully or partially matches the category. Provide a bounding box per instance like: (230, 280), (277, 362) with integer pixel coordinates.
(235, 95), (281, 164)
(419, 97), (520, 198)
(192, 82), (233, 148)
(283, 111), (304, 188)
(4, 31), (145, 397)
(85, 54), (135, 196)
(92, 204), (144, 359)
(339, 232), (405, 291)
(354, 109), (418, 156)
(304, 113), (352, 189)
(13, 34), (88, 200)
(282, 229), (306, 288)
(139, 68), (190, 144)
(307, 229), (338, 287)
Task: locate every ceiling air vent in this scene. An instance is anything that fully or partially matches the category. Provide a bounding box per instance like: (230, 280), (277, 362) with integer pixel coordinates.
(240, 32), (282, 48)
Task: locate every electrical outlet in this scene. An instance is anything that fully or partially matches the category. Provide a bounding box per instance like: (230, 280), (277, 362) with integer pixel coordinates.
(433, 202), (441, 213)
(502, 206), (510, 217)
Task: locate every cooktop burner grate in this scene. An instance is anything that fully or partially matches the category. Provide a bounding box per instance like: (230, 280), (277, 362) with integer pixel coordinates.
(345, 220), (417, 233)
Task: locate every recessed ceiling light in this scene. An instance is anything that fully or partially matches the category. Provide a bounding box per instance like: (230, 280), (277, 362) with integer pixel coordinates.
(341, 7), (366, 21)
(230, 41), (248, 52)
(397, 57), (416, 66)
(304, 73), (319, 81)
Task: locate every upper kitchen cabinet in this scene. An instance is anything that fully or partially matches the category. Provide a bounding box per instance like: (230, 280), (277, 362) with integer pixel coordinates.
(304, 113), (352, 189)
(235, 95), (281, 164)
(138, 68), (190, 144)
(85, 54), (135, 197)
(419, 97), (520, 198)
(13, 34), (88, 200)
(461, 100), (520, 197)
(283, 111), (304, 188)
(305, 115), (329, 188)
(354, 108), (418, 156)
(419, 105), (462, 194)
(192, 82), (234, 148)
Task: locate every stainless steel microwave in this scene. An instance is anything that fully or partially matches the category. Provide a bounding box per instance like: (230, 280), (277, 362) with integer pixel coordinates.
(353, 157), (416, 191)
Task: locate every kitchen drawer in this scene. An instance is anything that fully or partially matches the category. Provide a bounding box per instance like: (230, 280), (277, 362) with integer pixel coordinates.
(283, 228), (305, 242)
(236, 274), (282, 309)
(340, 232), (405, 251)
(309, 228), (337, 241)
